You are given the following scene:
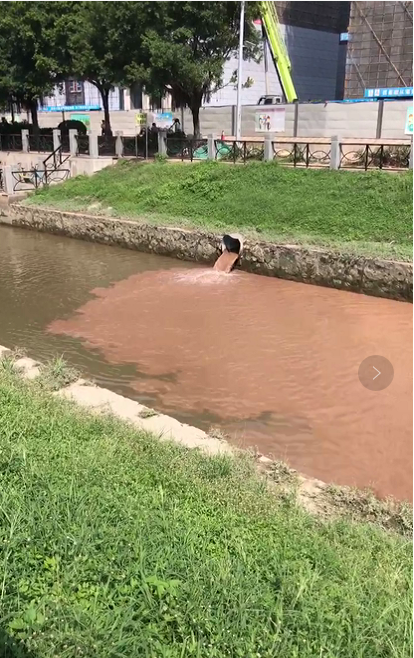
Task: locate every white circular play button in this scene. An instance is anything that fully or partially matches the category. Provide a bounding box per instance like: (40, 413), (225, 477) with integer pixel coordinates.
(358, 355), (394, 391)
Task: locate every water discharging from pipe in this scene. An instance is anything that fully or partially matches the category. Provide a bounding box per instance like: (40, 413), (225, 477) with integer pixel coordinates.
(213, 234), (243, 273)
(214, 251), (239, 273)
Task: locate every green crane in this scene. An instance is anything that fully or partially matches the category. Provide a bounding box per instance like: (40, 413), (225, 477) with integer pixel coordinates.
(260, 1), (298, 103)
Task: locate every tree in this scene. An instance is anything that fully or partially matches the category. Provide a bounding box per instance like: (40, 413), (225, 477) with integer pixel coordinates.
(0, 80), (12, 117)
(141, 2), (262, 136)
(0, 2), (71, 129)
(66, 2), (152, 136)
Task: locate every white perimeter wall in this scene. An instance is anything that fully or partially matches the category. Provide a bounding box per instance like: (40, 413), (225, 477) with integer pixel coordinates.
(28, 100), (410, 139)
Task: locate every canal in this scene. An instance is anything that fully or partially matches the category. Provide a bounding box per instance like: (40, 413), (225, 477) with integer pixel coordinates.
(0, 225), (412, 500)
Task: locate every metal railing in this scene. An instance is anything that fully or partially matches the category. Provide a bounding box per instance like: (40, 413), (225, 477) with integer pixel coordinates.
(28, 134), (54, 153)
(166, 138), (208, 161)
(43, 144), (70, 172)
(339, 143), (410, 170)
(42, 167), (70, 186)
(214, 140), (265, 163)
(98, 135), (117, 156)
(122, 135), (145, 158)
(272, 140), (331, 168)
(12, 168), (44, 192)
(75, 134), (89, 156)
(0, 130), (411, 174)
(0, 134), (23, 151)
(12, 165), (70, 192)
(121, 134), (158, 158)
(60, 134), (70, 153)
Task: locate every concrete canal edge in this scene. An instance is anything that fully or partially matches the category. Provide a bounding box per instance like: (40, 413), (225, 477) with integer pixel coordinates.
(1, 203), (412, 302)
(0, 346), (236, 458)
(1, 344), (411, 531)
(0, 343), (326, 513)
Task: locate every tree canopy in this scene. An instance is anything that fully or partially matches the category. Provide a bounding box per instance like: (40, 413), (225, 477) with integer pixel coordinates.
(64, 2), (155, 136)
(0, 1), (71, 127)
(142, 2), (261, 135)
(0, 1), (262, 136)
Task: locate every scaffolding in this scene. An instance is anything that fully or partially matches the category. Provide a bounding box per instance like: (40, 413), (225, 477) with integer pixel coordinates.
(274, 2), (350, 34)
(345, 1), (413, 97)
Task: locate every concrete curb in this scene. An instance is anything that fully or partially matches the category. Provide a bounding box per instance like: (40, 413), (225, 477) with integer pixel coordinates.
(57, 380), (233, 455)
(1, 204), (412, 302)
(0, 345), (230, 456)
(2, 344), (412, 526)
(0, 343), (330, 515)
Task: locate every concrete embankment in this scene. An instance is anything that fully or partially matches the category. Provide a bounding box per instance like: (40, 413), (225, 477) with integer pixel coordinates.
(1, 344), (411, 532)
(0, 343), (320, 507)
(1, 203), (412, 302)
(0, 345), (233, 456)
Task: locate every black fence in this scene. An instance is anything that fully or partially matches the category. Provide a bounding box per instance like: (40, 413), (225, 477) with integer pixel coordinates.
(12, 168), (45, 192)
(214, 140), (265, 163)
(166, 138), (208, 161)
(28, 134), (54, 153)
(1, 130), (411, 175)
(121, 134), (158, 158)
(0, 134), (23, 151)
(75, 134), (89, 156)
(43, 145), (70, 172)
(98, 135), (117, 156)
(122, 135), (144, 158)
(12, 166), (70, 192)
(60, 134), (70, 153)
(340, 144), (410, 171)
(272, 141), (331, 168)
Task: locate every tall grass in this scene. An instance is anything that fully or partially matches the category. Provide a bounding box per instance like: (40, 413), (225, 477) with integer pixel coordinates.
(27, 160), (413, 259)
(0, 368), (412, 657)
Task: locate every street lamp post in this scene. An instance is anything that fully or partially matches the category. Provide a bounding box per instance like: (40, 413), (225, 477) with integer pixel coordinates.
(235, 0), (245, 140)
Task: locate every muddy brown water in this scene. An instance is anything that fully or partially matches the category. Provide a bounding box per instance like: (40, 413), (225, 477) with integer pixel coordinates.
(214, 250), (239, 273)
(0, 225), (412, 500)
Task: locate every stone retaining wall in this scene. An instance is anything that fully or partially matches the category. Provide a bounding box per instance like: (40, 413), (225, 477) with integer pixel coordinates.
(2, 203), (412, 302)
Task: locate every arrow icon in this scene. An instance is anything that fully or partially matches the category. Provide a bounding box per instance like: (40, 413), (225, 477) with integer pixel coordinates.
(359, 356), (393, 391)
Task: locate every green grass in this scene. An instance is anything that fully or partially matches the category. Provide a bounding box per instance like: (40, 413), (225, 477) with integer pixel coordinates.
(37, 355), (80, 392)
(26, 160), (413, 260)
(0, 366), (412, 657)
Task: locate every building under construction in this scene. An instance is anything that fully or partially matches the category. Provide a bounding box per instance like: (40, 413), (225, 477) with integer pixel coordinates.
(208, 2), (352, 106)
(275, 1), (351, 100)
(344, 1), (413, 97)
(273, 1), (413, 100)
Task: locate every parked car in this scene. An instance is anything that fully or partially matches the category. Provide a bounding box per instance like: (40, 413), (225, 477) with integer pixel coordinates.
(257, 95), (283, 105)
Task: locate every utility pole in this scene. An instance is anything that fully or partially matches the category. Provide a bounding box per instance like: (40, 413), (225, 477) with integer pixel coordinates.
(235, 0), (245, 140)
(262, 21), (270, 96)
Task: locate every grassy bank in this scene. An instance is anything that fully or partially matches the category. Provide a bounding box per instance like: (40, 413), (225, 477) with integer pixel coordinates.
(0, 364), (412, 658)
(26, 160), (413, 260)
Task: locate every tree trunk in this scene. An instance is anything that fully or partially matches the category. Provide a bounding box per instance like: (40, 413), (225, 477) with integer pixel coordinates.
(191, 104), (201, 138)
(29, 98), (39, 133)
(101, 88), (112, 137)
(190, 91), (203, 138)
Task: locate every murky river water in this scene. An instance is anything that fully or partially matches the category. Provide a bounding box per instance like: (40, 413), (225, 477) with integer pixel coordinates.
(0, 225), (412, 500)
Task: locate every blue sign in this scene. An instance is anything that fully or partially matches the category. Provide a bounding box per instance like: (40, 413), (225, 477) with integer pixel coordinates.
(153, 111), (174, 129)
(364, 87), (413, 99)
(38, 105), (101, 112)
(330, 98), (376, 104)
